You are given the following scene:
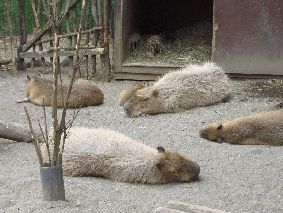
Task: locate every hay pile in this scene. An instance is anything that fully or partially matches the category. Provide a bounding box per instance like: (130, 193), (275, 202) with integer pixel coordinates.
(126, 22), (212, 65)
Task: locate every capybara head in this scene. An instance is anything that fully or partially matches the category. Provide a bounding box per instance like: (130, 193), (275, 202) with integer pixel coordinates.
(123, 86), (162, 117)
(156, 146), (200, 182)
(199, 122), (225, 143)
(118, 83), (145, 106)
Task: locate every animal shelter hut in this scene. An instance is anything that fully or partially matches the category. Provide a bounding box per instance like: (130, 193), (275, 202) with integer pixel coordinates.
(114, 0), (283, 80)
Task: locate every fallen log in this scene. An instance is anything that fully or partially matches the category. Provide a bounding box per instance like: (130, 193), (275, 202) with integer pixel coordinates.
(0, 120), (33, 143)
(0, 58), (12, 65)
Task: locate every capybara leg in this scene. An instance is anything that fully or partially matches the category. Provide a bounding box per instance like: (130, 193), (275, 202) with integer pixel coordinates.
(17, 97), (30, 103)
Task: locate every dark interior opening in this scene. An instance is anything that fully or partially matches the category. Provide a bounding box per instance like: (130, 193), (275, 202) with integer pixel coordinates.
(123, 0), (213, 65)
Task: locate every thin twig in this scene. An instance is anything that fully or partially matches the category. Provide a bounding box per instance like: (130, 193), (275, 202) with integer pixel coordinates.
(37, 118), (51, 166)
(24, 107), (44, 166)
(75, 42), (91, 68)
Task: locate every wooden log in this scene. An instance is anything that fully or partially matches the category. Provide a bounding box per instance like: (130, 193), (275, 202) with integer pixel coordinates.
(0, 121), (34, 143)
(22, 26), (51, 52)
(22, 0), (80, 52)
(0, 58), (12, 65)
(34, 27), (102, 46)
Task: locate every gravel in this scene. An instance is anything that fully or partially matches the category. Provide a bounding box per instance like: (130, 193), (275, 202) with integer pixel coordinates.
(0, 70), (282, 213)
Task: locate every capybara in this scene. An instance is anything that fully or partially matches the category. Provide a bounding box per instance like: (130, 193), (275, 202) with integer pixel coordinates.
(118, 83), (146, 106)
(119, 63), (231, 117)
(18, 75), (104, 108)
(199, 110), (283, 146)
(129, 32), (142, 51)
(58, 128), (200, 184)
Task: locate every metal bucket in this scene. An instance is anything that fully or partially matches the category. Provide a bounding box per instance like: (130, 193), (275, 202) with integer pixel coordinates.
(40, 165), (65, 201)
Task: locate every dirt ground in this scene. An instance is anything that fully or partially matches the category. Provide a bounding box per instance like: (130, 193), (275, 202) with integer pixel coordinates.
(0, 69), (282, 213)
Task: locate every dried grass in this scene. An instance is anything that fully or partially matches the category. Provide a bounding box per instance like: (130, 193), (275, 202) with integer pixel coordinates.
(126, 22), (212, 65)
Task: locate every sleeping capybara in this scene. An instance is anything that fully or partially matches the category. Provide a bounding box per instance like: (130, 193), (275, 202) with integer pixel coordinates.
(199, 110), (283, 146)
(54, 128), (200, 184)
(119, 63), (231, 117)
(18, 75), (104, 108)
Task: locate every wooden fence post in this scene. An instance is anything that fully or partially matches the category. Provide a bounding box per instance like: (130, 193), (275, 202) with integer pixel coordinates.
(17, 0), (27, 70)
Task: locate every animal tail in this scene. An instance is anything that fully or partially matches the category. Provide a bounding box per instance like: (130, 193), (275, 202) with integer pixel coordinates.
(17, 97), (30, 103)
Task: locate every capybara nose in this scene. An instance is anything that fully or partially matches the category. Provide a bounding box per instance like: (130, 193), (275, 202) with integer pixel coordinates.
(199, 129), (206, 138)
(192, 163), (200, 180)
(123, 103), (133, 116)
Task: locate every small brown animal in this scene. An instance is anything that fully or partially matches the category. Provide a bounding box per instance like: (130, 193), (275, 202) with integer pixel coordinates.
(199, 110), (283, 146)
(18, 75), (104, 108)
(147, 35), (163, 55)
(119, 63), (231, 117)
(129, 32), (142, 52)
(60, 128), (200, 184)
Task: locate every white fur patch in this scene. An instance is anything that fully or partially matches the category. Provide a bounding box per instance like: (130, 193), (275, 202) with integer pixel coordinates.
(153, 63), (231, 109)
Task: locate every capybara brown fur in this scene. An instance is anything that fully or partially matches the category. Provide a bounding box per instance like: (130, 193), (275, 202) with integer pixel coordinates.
(59, 128), (200, 184)
(19, 75), (104, 108)
(119, 63), (231, 117)
(118, 83), (146, 106)
(199, 110), (283, 146)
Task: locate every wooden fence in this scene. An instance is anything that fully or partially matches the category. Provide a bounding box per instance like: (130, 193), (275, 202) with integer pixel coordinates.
(1, 0), (112, 81)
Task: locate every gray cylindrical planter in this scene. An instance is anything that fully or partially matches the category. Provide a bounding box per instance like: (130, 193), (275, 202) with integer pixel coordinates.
(40, 165), (65, 201)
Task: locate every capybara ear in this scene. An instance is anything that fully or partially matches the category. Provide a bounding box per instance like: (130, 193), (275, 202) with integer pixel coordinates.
(217, 124), (223, 130)
(27, 75), (31, 81)
(136, 87), (154, 99)
(157, 146), (165, 153)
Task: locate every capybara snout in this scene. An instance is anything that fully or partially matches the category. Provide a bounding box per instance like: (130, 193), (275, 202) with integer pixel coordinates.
(123, 102), (133, 117)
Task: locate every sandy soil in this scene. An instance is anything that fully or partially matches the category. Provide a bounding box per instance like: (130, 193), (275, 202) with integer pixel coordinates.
(0, 70), (282, 213)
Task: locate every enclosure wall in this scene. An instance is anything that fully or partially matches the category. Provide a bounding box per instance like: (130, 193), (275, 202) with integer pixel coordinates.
(214, 0), (283, 75)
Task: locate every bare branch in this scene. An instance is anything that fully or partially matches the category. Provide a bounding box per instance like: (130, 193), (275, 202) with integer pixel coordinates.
(24, 107), (44, 166)
(42, 101), (51, 166)
(59, 0), (86, 132)
(37, 120), (51, 166)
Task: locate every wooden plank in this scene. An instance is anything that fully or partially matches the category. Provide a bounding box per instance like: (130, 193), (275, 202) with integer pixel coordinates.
(20, 48), (105, 59)
(114, 72), (159, 81)
(123, 63), (184, 68)
(154, 201), (230, 213)
(114, 0), (123, 73)
(121, 65), (180, 75)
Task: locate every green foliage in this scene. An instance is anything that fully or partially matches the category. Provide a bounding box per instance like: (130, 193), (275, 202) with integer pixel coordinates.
(0, 0), (115, 34)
